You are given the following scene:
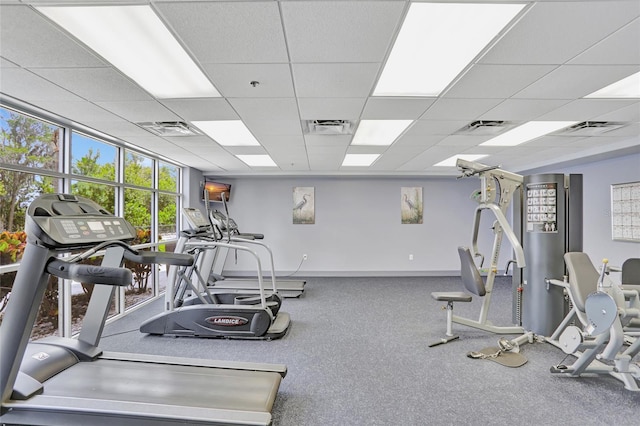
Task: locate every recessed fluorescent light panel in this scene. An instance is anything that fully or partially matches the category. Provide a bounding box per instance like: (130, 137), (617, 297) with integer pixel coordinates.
(37, 5), (220, 99)
(237, 155), (278, 167)
(373, 2), (525, 97)
(434, 154), (487, 167)
(351, 120), (413, 146)
(342, 154), (380, 167)
(192, 121), (260, 146)
(585, 72), (640, 98)
(480, 121), (578, 147)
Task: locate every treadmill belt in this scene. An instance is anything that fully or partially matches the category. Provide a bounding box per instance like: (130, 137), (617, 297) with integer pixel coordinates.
(42, 359), (281, 412)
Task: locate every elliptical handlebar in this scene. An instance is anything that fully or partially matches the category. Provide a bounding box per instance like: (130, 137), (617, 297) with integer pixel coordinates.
(123, 249), (194, 267)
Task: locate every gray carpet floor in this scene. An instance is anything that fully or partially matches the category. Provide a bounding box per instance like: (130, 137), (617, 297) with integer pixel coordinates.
(101, 276), (640, 425)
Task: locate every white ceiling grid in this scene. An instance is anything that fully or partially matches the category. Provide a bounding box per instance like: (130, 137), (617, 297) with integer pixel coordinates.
(0, 0), (638, 177)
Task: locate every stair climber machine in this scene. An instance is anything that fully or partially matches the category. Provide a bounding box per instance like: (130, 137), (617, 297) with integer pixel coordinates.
(139, 204), (291, 339)
(0, 194), (287, 426)
(206, 192), (306, 298)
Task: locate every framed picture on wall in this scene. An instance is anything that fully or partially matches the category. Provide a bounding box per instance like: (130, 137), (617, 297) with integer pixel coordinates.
(401, 187), (423, 224)
(293, 186), (315, 224)
(611, 181), (640, 242)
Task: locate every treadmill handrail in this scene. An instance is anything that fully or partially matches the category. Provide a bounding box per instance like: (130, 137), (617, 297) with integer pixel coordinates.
(47, 259), (132, 286)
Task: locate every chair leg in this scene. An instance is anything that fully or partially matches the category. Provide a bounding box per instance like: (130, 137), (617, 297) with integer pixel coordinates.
(430, 301), (460, 347)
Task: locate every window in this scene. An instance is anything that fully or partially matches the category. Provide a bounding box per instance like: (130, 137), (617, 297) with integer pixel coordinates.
(0, 107), (61, 172)
(1, 104), (182, 336)
(70, 180), (116, 215)
(159, 161), (179, 192)
(125, 151), (153, 187)
(71, 132), (117, 181)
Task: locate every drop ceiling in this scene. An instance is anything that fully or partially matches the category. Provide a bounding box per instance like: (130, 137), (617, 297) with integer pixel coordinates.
(1, 0), (639, 177)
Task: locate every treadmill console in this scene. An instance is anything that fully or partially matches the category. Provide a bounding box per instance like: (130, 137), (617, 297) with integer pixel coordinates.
(210, 210), (238, 231)
(182, 207), (211, 231)
(26, 194), (137, 249)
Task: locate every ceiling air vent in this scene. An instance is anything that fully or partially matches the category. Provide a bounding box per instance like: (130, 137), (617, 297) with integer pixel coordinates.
(559, 121), (626, 136)
(137, 121), (202, 137)
(302, 120), (354, 135)
(456, 120), (511, 135)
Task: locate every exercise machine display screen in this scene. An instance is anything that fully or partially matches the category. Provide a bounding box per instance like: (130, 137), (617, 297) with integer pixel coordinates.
(183, 207), (211, 229)
(46, 217), (135, 245)
(26, 193), (138, 248)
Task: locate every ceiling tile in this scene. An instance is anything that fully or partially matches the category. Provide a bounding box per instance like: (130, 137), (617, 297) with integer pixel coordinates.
(281, 1), (405, 63)
(160, 98), (239, 121)
(436, 135), (488, 147)
(1, 68), (82, 102)
(362, 98), (435, 119)
(595, 102), (640, 122)
(537, 99), (639, 121)
(569, 18), (640, 65)
(229, 98), (300, 121)
(84, 120), (156, 139)
(480, 1), (640, 65)
(304, 134), (351, 148)
(292, 63), (381, 98)
(480, 99), (571, 121)
(513, 65), (640, 99)
(244, 119), (303, 137)
(409, 120), (471, 136)
(445, 65), (557, 99)
(0, 5), (105, 68)
(95, 100), (180, 122)
(157, 1), (288, 63)
(396, 146), (460, 171)
(1, 58), (18, 67)
(298, 98), (366, 120)
(258, 134), (306, 149)
(35, 100), (121, 123)
(204, 64), (295, 98)
(420, 98), (502, 120)
(32, 67), (152, 102)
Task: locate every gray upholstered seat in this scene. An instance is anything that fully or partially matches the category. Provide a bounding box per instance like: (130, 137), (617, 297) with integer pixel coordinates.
(431, 291), (472, 303)
(429, 247), (484, 347)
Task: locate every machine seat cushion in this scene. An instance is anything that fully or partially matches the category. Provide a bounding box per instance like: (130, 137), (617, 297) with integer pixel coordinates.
(621, 258), (640, 285)
(564, 252), (599, 312)
(431, 291), (473, 303)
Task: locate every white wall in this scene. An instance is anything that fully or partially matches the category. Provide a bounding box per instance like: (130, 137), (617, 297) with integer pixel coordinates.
(535, 152), (640, 268)
(193, 152), (639, 277)
(203, 176), (509, 276)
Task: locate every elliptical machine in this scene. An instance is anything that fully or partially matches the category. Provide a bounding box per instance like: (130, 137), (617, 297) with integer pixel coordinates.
(139, 203), (291, 339)
(206, 193), (306, 298)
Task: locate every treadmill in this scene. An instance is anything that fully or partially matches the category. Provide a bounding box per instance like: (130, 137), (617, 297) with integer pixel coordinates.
(0, 194), (286, 425)
(207, 193), (306, 298)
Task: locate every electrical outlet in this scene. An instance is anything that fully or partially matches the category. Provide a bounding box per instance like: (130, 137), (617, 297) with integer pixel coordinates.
(409, 254), (414, 261)
(303, 254), (308, 261)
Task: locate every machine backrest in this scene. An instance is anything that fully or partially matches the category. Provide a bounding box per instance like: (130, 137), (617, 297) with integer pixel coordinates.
(458, 246), (486, 297)
(564, 252), (599, 313)
(621, 258), (640, 285)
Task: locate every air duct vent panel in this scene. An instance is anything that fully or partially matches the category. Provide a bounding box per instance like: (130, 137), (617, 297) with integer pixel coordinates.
(559, 121), (627, 136)
(138, 121), (202, 137)
(456, 120), (511, 135)
(303, 120), (354, 135)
